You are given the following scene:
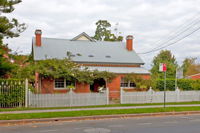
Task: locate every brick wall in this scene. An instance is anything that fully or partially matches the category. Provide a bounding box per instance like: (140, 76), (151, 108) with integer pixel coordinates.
(107, 75), (121, 100)
(40, 78), (68, 94)
(74, 82), (90, 93)
(39, 73), (150, 99)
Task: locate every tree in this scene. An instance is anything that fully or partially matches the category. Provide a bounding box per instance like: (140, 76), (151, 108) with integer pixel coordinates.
(0, 0), (26, 77)
(151, 50), (178, 79)
(182, 57), (200, 76)
(93, 20), (123, 41)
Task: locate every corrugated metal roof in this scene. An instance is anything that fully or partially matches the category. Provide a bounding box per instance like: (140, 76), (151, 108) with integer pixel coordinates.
(83, 66), (150, 74)
(33, 37), (144, 65)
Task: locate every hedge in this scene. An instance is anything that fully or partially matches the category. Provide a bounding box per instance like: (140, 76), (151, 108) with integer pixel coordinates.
(0, 79), (25, 108)
(156, 79), (200, 91)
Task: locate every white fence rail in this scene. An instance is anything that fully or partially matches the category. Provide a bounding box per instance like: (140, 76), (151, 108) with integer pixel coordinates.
(28, 89), (109, 108)
(121, 88), (200, 104)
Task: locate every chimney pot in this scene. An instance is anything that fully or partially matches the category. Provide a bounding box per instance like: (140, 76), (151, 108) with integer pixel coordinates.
(126, 35), (134, 51)
(35, 29), (42, 47)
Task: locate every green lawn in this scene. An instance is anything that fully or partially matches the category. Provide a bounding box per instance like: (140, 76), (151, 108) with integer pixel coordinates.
(1, 106), (200, 120)
(1, 101), (200, 112)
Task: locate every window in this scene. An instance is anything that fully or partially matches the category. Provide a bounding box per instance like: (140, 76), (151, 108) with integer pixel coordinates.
(120, 77), (136, 88)
(55, 78), (65, 88)
(54, 78), (75, 89)
(66, 80), (75, 87)
(120, 77), (128, 87)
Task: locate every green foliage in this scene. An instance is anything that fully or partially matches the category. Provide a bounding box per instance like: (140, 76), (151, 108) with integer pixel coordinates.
(191, 81), (200, 90)
(181, 57), (200, 76)
(0, 0), (22, 13)
(124, 73), (150, 89)
(93, 20), (123, 41)
(0, 0), (26, 77)
(0, 79), (25, 107)
(0, 45), (17, 78)
(155, 79), (175, 91)
(15, 58), (116, 84)
(0, 0), (26, 43)
(151, 50), (178, 79)
(155, 79), (200, 91)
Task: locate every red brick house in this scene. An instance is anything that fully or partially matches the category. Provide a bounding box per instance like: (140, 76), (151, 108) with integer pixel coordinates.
(32, 29), (150, 100)
(187, 73), (200, 80)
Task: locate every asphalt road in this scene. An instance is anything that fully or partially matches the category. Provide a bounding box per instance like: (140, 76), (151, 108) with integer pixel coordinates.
(1, 114), (200, 133)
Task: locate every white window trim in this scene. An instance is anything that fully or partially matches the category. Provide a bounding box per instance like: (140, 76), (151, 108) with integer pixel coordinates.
(54, 78), (66, 90)
(120, 79), (136, 88)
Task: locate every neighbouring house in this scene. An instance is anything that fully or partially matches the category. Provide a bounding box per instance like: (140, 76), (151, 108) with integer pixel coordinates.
(186, 73), (200, 80)
(32, 29), (150, 100)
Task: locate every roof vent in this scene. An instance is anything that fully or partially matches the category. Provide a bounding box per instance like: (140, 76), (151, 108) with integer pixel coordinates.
(77, 53), (82, 56)
(105, 55), (111, 58)
(88, 55), (94, 57)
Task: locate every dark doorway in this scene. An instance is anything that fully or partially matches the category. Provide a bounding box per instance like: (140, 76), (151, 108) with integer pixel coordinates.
(90, 78), (106, 92)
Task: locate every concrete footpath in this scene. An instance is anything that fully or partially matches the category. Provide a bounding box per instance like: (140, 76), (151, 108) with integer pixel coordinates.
(1, 104), (200, 114)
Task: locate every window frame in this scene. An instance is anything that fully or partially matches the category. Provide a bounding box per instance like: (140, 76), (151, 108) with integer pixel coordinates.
(120, 77), (136, 88)
(54, 78), (75, 90)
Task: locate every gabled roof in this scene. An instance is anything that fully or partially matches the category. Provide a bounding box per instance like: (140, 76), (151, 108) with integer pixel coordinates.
(32, 37), (145, 65)
(71, 32), (95, 42)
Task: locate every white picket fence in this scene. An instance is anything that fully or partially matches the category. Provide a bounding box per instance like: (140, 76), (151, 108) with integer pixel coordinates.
(28, 89), (109, 108)
(121, 88), (200, 104)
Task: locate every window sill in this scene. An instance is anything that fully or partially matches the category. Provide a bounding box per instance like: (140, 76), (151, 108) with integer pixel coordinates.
(54, 88), (68, 90)
(121, 87), (136, 89)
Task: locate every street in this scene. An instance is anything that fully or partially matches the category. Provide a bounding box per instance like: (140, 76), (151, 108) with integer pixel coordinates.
(1, 114), (200, 133)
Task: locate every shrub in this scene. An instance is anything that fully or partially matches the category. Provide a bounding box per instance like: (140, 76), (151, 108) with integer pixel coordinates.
(0, 79), (25, 108)
(155, 79), (200, 91)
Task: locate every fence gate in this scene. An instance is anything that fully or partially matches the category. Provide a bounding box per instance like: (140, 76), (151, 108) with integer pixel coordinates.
(0, 79), (27, 108)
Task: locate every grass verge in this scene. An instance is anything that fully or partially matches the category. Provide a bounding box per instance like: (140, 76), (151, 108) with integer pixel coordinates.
(1, 101), (200, 112)
(1, 106), (200, 120)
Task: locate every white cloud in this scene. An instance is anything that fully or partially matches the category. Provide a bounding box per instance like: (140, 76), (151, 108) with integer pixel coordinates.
(3, 0), (200, 69)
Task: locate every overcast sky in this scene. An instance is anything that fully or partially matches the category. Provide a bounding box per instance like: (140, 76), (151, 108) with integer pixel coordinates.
(3, 0), (200, 69)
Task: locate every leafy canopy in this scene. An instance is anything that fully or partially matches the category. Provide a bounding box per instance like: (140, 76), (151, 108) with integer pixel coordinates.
(124, 73), (151, 89)
(181, 57), (200, 76)
(0, 0), (26, 44)
(14, 58), (116, 84)
(93, 20), (123, 42)
(151, 50), (178, 79)
(0, 0), (26, 78)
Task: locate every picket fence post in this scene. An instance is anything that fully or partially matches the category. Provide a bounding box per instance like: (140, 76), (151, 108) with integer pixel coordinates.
(106, 87), (109, 105)
(120, 88), (123, 104)
(25, 79), (28, 108)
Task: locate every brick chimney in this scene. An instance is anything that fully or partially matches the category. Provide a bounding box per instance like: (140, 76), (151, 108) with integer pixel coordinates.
(126, 35), (133, 51)
(35, 29), (42, 47)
